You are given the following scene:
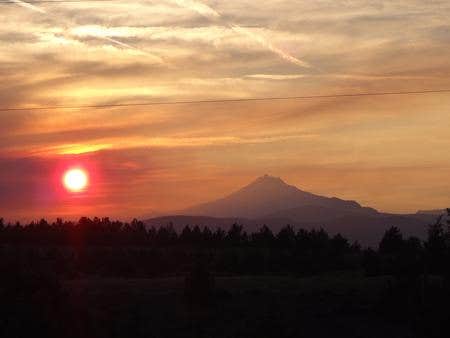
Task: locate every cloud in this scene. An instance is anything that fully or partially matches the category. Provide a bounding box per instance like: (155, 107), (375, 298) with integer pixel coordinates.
(229, 24), (311, 68)
(11, 0), (46, 14)
(2, 0), (450, 217)
(245, 74), (305, 80)
(168, 0), (311, 68)
(9, 0), (165, 63)
(171, 0), (220, 18)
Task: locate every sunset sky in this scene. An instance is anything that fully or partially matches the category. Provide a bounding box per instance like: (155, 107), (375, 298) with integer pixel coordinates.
(1, 0), (450, 220)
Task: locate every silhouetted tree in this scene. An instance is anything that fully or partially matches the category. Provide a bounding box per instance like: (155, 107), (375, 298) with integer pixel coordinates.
(156, 223), (178, 246)
(226, 223), (245, 246)
(251, 225), (275, 248)
(276, 225), (296, 249)
(180, 225), (193, 245)
(379, 226), (404, 255)
(362, 248), (381, 276)
(330, 233), (350, 255)
(213, 227), (226, 245)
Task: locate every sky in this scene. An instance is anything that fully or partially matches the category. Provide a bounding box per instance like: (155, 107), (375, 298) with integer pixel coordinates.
(1, 0), (450, 220)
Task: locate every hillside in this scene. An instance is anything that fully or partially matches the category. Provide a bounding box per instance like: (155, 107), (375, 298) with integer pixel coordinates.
(180, 175), (367, 219)
(145, 175), (437, 245)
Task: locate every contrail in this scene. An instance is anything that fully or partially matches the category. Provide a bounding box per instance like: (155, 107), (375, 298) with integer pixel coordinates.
(169, 0), (310, 68)
(10, 0), (46, 13)
(93, 35), (162, 60)
(229, 24), (310, 68)
(172, 0), (220, 18)
(10, 1), (165, 63)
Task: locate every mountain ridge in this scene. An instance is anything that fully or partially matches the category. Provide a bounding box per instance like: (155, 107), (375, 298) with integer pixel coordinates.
(144, 175), (439, 245)
(180, 174), (368, 219)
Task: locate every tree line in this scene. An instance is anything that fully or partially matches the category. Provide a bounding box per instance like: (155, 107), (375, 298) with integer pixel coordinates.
(0, 216), (358, 250)
(1, 210), (449, 338)
(0, 216), (362, 277)
(0, 211), (449, 279)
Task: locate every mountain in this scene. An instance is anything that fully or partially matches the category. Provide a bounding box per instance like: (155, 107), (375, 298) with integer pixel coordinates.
(264, 204), (379, 223)
(416, 209), (447, 215)
(145, 215), (252, 229)
(144, 215), (297, 233)
(180, 174), (372, 219)
(145, 175), (438, 246)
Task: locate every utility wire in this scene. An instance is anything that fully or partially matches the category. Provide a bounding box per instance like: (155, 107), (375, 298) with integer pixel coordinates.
(1, 89), (450, 112)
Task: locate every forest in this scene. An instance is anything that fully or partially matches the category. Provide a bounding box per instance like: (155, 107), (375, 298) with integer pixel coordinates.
(0, 211), (449, 338)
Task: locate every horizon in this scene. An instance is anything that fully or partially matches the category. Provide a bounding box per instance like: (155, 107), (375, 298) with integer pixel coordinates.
(1, 0), (450, 220)
(1, 174), (447, 224)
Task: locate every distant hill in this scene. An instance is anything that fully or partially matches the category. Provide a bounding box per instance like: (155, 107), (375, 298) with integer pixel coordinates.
(145, 215), (253, 229)
(180, 174), (368, 218)
(145, 175), (439, 246)
(144, 213), (436, 247)
(416, 209), (447, 215)
(264, 204), (378, 223)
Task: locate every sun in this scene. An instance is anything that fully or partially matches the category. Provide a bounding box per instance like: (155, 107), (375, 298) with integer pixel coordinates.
(63, 168), (88, 192)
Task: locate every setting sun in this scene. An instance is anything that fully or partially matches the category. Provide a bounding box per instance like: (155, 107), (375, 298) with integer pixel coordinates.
(63, 168), (88, 192)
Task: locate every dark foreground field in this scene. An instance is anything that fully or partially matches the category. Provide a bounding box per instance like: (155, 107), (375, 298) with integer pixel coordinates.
(1, 216), (449, 337)
(58, 273), (434, 338)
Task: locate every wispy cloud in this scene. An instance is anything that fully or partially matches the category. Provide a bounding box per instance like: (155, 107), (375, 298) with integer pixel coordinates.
(245, 74), (305, 80)
(11, 0), (46, 14)
(245, 73), (432, 81)
(169, 0), (310, 68)
(172, 0), (220, 18)
(229, 24), (310, 68)
(10, 0), (165, 63)
(3, 0), (450, 217)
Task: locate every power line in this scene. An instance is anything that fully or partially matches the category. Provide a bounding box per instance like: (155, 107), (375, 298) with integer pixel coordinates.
(2, 89), (450, 112)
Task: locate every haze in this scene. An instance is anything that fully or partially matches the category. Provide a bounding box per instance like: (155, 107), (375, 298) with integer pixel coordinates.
(1, 0), (450, 220)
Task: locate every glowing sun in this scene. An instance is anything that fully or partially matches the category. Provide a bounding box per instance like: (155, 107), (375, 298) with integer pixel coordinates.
(63, 168), (88, 192)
